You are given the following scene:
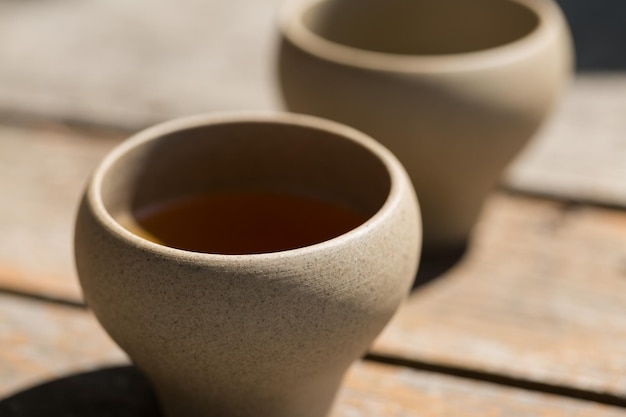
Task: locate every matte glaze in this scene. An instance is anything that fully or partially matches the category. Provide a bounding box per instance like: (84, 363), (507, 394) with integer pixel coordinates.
(278, 0), (573, 253)
(74, 112), (421, 417)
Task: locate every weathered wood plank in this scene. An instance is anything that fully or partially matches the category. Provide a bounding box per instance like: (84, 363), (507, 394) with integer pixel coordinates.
(505, 74), (626, 207)
(2, 293), (625, 416)
(339, 362), (626, 417)
(0, 123), (121, 302)
(0, 0), (281, 130)
(374, 192), (626, 397)
(0, 294), (126, 398)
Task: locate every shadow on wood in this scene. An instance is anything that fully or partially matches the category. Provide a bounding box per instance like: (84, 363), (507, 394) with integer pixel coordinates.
(412, 242), (468, 290)
(0, 366), (162, 417)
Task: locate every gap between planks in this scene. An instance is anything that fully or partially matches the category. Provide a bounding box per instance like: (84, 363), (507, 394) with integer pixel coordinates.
(1, 285), (624, 409)
(364, 353), (626, 409)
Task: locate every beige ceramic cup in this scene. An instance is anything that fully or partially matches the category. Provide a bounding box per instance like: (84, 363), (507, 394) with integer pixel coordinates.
(278, 0), (573, 254)
(74, 112), (420, 417)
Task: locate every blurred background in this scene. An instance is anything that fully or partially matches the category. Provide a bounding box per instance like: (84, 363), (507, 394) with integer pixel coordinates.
(0, 0), (623, 129)
(557, 0), (626, 71)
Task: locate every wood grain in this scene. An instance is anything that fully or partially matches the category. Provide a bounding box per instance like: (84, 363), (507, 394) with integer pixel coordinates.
(505, 74), (626, 206)
(0, 0), (281, 129)
(374, 192), (626, 398)
(337, 362), (626, 417)
(0, 123), (121, 302)
(0, 294), (126, 398)
(2, 292), (625, 416)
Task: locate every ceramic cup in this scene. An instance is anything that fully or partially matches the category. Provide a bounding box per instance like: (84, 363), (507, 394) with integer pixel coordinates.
(278, 0), (573, 254)
(74, 112), (420, 417)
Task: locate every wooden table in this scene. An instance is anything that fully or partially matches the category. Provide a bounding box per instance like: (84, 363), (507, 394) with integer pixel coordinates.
(1, 88), (626, 416)
(1, 0), (626, 414)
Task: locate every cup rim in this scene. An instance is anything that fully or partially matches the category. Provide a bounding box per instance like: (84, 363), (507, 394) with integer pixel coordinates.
(86, 111), (416, 262)
(279, 0), (564, 73)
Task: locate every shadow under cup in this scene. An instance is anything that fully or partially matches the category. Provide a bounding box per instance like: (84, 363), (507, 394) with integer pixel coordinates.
(100, 118), (391, 252)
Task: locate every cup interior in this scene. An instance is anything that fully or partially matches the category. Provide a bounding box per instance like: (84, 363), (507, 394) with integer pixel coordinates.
(98, 118), (391, 251)
(302, 0), (540, 55)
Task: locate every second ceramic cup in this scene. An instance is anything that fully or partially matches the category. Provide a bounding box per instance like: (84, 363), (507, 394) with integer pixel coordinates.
(278, 0), (573, 254)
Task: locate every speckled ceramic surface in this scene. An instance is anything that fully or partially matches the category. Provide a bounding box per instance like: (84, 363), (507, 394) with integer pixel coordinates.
(74, 112), (421, 417)
(278, 0), (573, 253)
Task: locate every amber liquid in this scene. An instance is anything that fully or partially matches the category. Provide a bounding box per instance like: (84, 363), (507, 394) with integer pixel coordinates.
(129, 191), (368, 255)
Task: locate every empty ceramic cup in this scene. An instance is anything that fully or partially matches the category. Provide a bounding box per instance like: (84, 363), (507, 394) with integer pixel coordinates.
(74, 112), (421, 417)
(278, 0), (573, 254)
